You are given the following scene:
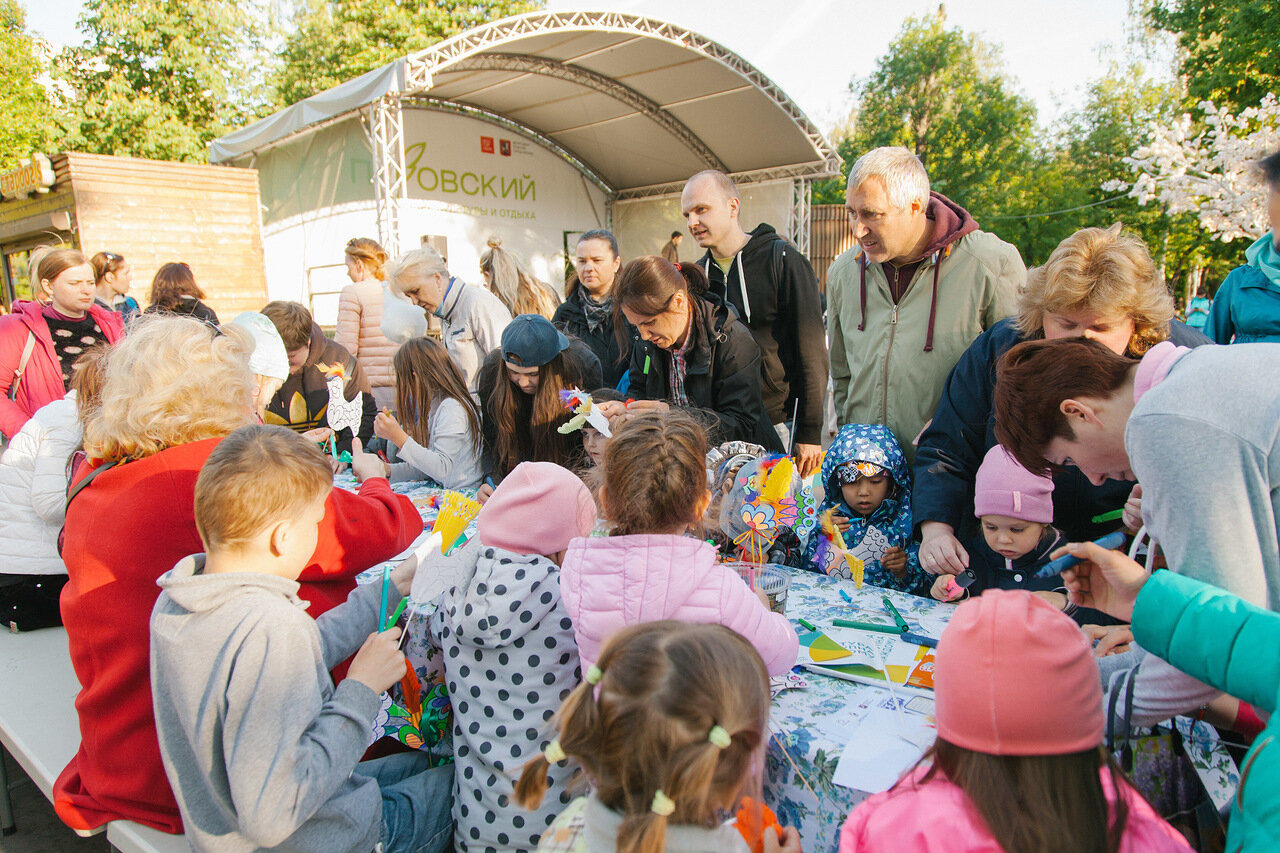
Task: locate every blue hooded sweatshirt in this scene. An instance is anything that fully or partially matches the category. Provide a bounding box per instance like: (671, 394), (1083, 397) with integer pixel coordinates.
(802, 424), (928, 594)
(1208, 233), (1280, 343)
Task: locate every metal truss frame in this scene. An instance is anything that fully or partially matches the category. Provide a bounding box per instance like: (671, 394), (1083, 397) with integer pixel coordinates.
(369, 95), (407, 256)
(366, 9), (842, 251)
(791, 177), (811, 256)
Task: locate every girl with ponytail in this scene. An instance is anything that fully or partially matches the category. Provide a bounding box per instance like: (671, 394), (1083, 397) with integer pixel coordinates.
(515, 621), (801, 853)
(595, 256), (782, 451)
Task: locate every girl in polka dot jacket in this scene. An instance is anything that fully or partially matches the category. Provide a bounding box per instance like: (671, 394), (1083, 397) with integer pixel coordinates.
(559, 410), (799, 676)
(428, 460), (598, 852)
(515, 620), (801, 852)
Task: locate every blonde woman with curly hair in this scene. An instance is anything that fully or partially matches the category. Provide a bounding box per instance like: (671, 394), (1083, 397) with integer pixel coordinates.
(913, 224), (1211, 579)
(54, 314), (425, 837)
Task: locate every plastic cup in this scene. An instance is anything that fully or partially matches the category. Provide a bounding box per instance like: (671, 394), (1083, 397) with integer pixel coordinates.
(726, 562), (792, 615)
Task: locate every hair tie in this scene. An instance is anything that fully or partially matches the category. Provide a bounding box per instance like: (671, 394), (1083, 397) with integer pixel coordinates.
(707, 725), (731, 749)
(650, 790), (675, 816)
(543, 740), (566, 764)
(674, 261), (681, 271)
(585, 665), (603, 685)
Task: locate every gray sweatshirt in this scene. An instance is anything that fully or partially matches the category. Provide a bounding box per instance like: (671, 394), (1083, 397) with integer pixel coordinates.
(389, 397), (483, 490)
(150, 554), (402, 852)
(1124, 342), (1280, 724)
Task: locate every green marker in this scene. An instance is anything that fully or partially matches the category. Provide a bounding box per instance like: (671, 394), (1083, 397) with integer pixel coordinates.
(1092, 508), (1125, 524)
(881, 596), (909, 632)
(834, 618), (903, 635)
(387, 597), (408, 627)
(643, 353), (651, 375)
(798, 618), (818, 632)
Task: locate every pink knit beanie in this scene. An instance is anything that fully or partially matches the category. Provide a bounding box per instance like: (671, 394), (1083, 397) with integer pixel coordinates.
(935, 589), (1104, 755)
(476, 461), (597, 555)
(973, 445), (1054, 523)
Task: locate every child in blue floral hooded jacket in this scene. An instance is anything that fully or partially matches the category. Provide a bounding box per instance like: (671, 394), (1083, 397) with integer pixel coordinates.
(802, 424), (928, 594)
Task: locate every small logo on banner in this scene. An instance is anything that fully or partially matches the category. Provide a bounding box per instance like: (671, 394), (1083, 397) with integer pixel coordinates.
(499, 139), (512, 156)
(480, 137), (495, 154)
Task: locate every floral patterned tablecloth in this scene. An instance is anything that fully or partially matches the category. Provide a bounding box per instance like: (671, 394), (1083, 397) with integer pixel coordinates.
(764, 568), (1240, 853)
(766, 569), (950, 853)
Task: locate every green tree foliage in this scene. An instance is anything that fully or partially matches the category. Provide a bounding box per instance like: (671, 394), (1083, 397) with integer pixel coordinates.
(274, 0), (544, 107)
(811, 8), (1038, 222)
(56, 0), (266, 162)
(1146, 0), (1280, 112)
(0, 0), (55, 169)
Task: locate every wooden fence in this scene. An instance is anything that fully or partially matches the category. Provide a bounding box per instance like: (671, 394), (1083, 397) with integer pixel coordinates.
(809, 204), (855, 293)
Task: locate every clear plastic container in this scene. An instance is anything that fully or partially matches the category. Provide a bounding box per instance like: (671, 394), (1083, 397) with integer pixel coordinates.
(725, 562), (792, 615)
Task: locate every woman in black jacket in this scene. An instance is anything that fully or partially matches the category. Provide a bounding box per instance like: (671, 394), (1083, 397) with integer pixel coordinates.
(597, 256), (782, 452)
(553, 229), (630, 388)
(142, 262), (219, 325)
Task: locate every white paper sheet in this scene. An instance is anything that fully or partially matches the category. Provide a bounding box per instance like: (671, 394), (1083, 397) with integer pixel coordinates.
(832, 706), (936, 793)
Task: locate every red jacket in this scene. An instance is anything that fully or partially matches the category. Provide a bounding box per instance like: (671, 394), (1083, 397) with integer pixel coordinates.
(53, 437), (423, 834)
(0, 301), (125, 438)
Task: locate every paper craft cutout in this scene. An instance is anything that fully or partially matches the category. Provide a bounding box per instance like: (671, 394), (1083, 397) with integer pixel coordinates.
(556, 388), (612, 437)
(320, 362), (363, 435)
(725, 455), (817, 562)
(814, 509), (866, 587)
(433, 492), (480, 554)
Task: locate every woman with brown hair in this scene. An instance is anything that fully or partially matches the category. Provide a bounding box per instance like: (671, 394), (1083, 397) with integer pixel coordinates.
(90, 251), (139, 322)
(0, 247), (124, 438)
(596, 256), (781, 452)
(914, 224), (1211, 577)
(367, 336), (483, 489)
(335, 237), (398, 409)
(143, 261), (219, 324)
(478, 236), (560, 320)
(553, 229), (630, 388)
(475, 314), (601, 497)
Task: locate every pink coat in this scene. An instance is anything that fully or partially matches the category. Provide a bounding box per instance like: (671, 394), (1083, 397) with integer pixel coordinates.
(559, 534), (799, 676)
(334, 279), (396, 396)
(839, 765), (1190, 853)
(0, 301), (124, 438)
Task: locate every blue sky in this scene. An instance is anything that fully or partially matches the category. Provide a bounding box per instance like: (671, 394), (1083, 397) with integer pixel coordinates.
(23, 0), (1161, 131)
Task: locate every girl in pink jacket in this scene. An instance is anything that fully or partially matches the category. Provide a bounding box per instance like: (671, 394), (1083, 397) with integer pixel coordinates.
(559, 410), (799, 676)
(839, 589), (1189, 853)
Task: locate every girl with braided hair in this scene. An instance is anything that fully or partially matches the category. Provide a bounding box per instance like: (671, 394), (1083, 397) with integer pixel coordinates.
(515, 620), (801, 852)
(559, 410), (798, 676)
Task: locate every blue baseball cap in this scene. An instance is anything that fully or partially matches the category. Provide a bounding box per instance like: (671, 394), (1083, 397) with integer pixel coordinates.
(501, 314), (570, 367)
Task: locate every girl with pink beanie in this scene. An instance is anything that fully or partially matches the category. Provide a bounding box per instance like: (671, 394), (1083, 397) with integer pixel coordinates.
(427, 461), (599, 851)
(931, 445), (1067, 604)
(840, 589), (1189, 852)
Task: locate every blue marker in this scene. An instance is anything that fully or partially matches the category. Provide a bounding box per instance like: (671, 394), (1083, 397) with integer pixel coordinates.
(484, 476), (497, 490)
(900, 631), (937, 649)
(839, 589), (853, 604)
(1035, 530), (1128, 579)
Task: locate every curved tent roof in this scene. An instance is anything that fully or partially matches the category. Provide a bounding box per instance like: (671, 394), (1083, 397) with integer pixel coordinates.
(210, 10), (840, 197)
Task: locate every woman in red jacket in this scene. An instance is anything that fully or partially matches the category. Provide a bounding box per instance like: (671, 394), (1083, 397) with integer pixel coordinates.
(0, 248), (124, 439)
(54, 315), (424, 836)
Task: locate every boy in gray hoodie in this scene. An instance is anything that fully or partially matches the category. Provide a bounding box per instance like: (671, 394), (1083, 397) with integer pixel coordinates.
(428, 460), (597, 851)
(149, 425), (452, 853)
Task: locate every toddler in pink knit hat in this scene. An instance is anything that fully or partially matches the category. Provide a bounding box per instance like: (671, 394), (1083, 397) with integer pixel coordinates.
(931, 445), (1067, 605)
(839, 590), (1190, 853)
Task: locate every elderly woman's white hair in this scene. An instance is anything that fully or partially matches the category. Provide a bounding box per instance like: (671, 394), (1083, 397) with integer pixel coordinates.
(386, 247), (449, 290)
(846, 146), (931, 211)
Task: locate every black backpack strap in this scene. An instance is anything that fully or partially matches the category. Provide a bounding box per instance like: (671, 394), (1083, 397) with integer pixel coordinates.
(66, 459), (118, 510)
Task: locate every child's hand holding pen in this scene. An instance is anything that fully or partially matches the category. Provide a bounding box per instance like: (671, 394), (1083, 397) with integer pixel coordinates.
(374, 407), (409, 448)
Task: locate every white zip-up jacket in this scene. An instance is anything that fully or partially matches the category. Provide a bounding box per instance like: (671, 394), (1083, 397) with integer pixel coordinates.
(0, 394), (80, 576)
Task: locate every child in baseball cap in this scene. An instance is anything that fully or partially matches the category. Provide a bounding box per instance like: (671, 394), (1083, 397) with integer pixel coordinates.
(839, 589), (1189, 852)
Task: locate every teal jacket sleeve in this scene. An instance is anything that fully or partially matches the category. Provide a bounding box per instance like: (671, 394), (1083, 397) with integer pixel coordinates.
(1133, 570), (1280, 714)
(1206, 273), (1236, 344)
